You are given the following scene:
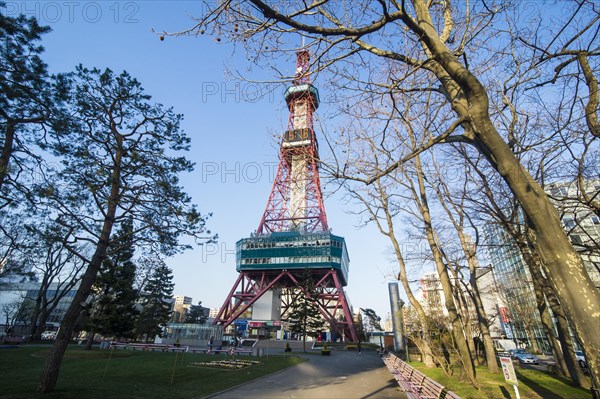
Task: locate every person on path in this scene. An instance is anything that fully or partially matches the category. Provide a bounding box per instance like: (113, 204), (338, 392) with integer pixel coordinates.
(357, 341), (362, 354)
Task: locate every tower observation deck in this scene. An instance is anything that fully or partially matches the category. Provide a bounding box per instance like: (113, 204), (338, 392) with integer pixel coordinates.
(214, 50), (357, 342)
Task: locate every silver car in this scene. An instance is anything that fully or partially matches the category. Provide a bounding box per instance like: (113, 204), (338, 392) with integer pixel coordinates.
(517, 352), (539, 364)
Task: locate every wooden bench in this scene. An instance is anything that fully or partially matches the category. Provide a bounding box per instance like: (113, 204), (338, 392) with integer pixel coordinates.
(202, 347), (252, 355)
(383, 354), (416, 392)
(109, 343), (186, 353)
(2, 336), (24, 344)
(411, 374), (446, 399)
(147, 345), (168, 352)
(189, 348), (210, 354)
(382, 352), (460, 399)
(128, 343), (147, 351)
(167, 346), (189, 352)
(404, 369), (427, 398)
(217, 348), (254, 356)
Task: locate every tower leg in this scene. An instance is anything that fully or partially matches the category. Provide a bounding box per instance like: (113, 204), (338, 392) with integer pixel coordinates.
(313, 270), (358, 342)
(213, 271), (288, 328)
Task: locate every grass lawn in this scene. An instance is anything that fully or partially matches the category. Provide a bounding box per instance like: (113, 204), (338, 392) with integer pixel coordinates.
(410, 361), (592, 399)
(0, 345), (304, 399)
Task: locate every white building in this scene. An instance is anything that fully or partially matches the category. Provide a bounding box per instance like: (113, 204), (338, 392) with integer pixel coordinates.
(419, 272), (448, 318)
(172, 295), (193, 323)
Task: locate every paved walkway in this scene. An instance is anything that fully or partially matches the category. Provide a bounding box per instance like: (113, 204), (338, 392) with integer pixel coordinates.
(203, 348), (405, 399)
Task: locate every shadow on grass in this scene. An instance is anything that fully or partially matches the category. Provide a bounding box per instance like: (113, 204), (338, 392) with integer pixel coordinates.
(499, 386), (512, 399)
(516, 372), (568, 399)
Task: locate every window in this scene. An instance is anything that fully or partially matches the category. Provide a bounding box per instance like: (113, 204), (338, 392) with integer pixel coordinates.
(570, 235), (583, 244)
(550, 186), (568, 196)
(563, 217), (576, 229)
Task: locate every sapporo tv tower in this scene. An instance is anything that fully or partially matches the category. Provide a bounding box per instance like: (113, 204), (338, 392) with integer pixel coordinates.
(214, 50), (358, 342)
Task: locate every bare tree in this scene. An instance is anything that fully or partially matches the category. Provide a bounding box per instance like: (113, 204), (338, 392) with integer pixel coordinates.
(26, 230), (86, 341)
(178, 1), (600, 391)
(348, 176), (438, 368)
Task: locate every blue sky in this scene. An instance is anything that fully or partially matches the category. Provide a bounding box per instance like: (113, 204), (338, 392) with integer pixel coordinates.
(3, 1), (405, 320)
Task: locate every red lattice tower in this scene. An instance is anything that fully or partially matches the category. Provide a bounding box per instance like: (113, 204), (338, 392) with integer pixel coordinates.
(214, 50), (357, 342)
(257, 49), (328, 234)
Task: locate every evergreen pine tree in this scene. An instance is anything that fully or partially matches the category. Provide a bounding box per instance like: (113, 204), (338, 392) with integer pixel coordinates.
(87, 218), (139, 340)
(287, 269), (325, 352)
(136, 261), (174, 342)
(185, 301), (208, 324)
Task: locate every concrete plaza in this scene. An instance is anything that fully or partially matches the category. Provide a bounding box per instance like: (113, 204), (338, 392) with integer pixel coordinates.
(202, 347), (405, 399)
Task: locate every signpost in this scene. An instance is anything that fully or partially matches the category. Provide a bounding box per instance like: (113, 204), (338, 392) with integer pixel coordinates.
(500, 356), (521, 399)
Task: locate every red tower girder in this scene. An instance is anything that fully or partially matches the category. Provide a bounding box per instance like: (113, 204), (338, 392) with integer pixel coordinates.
(213, 269), (357, 342)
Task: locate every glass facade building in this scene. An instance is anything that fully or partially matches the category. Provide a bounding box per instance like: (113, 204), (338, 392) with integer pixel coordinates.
(484, 224), (549, 352)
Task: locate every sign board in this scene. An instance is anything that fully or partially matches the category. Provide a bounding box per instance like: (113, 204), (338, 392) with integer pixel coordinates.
(500, 356), (518, 386)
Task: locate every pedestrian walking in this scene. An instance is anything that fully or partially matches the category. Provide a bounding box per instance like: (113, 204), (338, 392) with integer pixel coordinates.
(357, 341), (362, 354)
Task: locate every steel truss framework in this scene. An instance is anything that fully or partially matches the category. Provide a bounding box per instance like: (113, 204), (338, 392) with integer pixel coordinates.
(257, 145), (328, 233)
(257, 49), (327, 234)
(213, 269), (357, 341)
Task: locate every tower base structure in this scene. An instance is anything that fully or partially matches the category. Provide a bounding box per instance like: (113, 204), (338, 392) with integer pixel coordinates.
(214, 231), (357, 342)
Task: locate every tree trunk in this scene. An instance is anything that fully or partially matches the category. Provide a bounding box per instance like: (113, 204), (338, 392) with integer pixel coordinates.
(37, 139), (123, 392)
(28, 294), (42, 342)
(523, 323), (541, 354)
(451, 269), (479, 367)
(577, 53), (600, 139)
(0, 121), (15, 190)
(36, 300), (50, 339)
(85, 331), (95, 351)
(302, 318), (307, 352)
(526, 246), (589, 387)
(37, 249), (106, 392)
(468, 267), (499, 373)
(389, 232), (437, 367)
(533, 276), (569, 375)
(432, 152), (499, 374)
(463, 317), (479, 367)
(548, 286), (590, 389)
(372, 179), (437, 368)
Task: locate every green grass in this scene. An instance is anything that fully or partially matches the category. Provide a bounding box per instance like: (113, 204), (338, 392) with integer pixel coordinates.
(410, 361), (592, 399)
(0, 345), (304, 399)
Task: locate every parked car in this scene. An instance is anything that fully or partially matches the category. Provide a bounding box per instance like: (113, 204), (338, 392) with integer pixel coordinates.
(41, 331), (57, 340)
(516, 352), (540, 364)
(509, 349), (528, 359)
(575, 351), (588, 368)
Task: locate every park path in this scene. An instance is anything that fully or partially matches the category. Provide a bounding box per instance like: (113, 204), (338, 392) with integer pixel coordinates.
(201, 348), (405, 399)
